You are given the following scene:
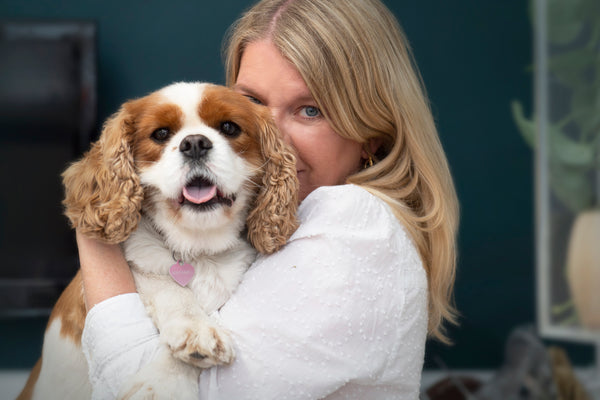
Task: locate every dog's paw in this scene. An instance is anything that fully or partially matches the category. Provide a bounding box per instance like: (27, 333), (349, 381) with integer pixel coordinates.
(161, 317), (235, 368)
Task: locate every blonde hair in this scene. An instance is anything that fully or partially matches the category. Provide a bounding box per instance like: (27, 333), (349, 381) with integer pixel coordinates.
(224, 0), (459, 343)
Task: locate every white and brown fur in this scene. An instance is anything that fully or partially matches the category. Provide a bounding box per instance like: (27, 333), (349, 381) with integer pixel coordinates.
(18, 82), (298, 400)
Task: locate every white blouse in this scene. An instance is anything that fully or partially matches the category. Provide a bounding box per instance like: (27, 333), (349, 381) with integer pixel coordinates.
(82, 184), (428, 400)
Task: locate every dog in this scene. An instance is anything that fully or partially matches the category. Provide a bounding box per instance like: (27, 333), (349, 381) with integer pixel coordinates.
(17, 82), (299, 400)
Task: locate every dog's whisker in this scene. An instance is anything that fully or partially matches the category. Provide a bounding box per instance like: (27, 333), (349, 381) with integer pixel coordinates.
(247, 159), (271, 175)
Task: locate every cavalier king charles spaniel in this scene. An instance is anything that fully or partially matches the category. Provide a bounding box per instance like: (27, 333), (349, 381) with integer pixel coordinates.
(18, 82), (298, 400)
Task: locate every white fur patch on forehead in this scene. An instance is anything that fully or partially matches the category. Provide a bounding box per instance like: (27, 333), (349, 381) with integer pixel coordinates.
(158, 82), (210, 126)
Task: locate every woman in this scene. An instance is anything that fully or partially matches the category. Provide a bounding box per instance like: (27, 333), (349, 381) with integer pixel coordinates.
(79, 0), (459, 398)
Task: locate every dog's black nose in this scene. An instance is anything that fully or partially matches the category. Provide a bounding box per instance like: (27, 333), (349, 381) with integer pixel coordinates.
(180, 135), (213, 159)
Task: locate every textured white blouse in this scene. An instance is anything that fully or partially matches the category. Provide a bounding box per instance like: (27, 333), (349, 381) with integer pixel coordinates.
(82, 184), (428, 400)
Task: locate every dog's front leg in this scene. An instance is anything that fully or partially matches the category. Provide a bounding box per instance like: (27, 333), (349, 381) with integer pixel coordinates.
(135, 274), (235, 369)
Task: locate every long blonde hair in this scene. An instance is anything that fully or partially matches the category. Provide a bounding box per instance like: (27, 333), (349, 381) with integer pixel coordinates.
(224, 0), (459, 343)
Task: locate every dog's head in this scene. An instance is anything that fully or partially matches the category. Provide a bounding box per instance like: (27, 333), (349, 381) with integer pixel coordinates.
(62, 82), (298, 254)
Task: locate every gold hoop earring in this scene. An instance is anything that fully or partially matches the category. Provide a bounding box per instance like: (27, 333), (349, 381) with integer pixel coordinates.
(363, 156), (374, 169)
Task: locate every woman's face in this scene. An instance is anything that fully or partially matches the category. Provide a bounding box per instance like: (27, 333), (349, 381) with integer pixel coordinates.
(234, 40), (364, 201)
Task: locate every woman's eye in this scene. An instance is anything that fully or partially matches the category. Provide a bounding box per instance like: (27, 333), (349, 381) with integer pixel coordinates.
(300, 106), (321, 118)
(244, 95), (262, 105)
(151, 127), (170, 142)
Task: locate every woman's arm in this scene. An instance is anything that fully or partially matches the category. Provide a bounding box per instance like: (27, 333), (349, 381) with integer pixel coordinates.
(76, 231), (137, 311)
(77, 231), (160, 400)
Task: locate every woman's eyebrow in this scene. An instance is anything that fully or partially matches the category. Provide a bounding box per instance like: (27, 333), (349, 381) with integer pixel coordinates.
(294, 93), (317, 104)
(232, 83), (258, 96)
(233, 83), (317, 105)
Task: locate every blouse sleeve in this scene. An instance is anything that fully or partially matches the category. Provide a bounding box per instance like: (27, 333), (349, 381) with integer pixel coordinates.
(198, 185), (428, 400)
(81, 293), (161, 400)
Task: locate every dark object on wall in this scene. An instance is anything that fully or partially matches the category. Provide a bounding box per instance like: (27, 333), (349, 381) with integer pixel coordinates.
(0, 21), (96, 317)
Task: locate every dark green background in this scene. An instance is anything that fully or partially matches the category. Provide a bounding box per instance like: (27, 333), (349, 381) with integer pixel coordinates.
(0, 0), (592, 371)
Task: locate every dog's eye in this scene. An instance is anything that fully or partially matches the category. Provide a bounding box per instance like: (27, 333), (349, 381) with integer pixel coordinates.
(219, 121), (241, 138)
(151, 128), (171, 143)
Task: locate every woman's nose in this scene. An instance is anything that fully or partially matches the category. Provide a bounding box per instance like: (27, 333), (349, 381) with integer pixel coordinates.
(279, 126), (293, 147)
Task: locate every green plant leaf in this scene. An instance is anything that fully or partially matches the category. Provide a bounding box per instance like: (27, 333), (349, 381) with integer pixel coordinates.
(548, 0), (585, 44)
(548, 48), (598, 88)
(571, 85), (600, 140)
(549, 125), (595, 168)
(511, 101), (595, 168)
(511, 100), (536, 148)
(549, 161), (593, 213)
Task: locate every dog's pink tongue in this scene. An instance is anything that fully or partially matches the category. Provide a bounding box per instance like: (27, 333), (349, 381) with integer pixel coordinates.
(183, 185), (217, 204)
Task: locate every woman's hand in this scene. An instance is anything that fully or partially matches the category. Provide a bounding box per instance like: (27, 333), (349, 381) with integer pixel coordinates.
(76, 230), (137, 311)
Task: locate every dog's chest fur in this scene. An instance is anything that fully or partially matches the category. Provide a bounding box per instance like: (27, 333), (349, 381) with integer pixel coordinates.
(124, 217), (255, 315)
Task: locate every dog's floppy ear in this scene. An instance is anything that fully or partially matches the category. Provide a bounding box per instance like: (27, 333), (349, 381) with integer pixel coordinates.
(62, 100), (144, 243)
(246, 116), (299, 254)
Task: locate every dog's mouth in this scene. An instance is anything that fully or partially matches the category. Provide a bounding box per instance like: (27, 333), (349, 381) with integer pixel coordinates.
(178, 177), (236, 210)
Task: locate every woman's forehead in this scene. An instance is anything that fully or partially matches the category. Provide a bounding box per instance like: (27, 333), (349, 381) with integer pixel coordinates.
(235, 40), (315, 103)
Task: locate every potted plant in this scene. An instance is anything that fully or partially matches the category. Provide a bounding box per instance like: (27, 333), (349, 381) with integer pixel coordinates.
(512, 0), (600, 330)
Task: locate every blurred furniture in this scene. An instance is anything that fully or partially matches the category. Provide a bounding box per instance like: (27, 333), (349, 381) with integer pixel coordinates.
(0, 21), (96, 316)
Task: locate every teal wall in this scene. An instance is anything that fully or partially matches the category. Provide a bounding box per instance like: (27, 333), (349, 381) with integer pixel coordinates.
(0, 0), (592, 371)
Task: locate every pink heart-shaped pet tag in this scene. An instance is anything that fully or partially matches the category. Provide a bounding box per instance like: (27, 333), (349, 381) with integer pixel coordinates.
(169, 261), (195, 287)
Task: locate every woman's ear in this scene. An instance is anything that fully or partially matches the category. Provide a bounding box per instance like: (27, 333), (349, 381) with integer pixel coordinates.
(62, 102), (144, 243)
(246, 116), (299, 254)
(361, 138), (384, 160)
